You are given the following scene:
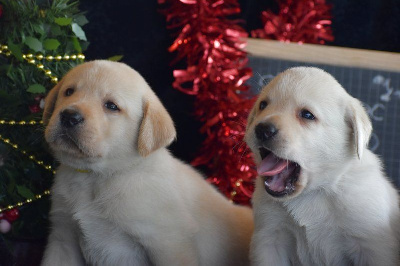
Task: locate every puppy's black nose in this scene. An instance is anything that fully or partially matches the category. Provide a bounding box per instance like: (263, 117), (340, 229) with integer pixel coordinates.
(255, 123), (278, 142)
(60, 109), (84, 128)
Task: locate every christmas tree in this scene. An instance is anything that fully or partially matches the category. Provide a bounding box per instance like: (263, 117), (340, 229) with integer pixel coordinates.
(0, 0), (87, 244)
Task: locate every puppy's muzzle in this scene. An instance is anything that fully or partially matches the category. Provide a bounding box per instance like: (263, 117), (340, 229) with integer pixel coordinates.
(60, 109), (84, 128)
(255, 123), (278, 143)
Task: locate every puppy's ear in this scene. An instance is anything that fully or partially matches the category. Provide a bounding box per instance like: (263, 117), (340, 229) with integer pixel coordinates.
(347, 99), (372, 160)
(137, 92), (176, 157)
(42, 81), (63, 125)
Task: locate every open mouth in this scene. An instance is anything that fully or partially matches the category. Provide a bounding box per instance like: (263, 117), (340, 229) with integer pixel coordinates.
(258, 147), (301, 197)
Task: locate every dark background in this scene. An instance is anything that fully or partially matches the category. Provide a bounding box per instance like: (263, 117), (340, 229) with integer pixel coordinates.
(79, 0), (400, 165)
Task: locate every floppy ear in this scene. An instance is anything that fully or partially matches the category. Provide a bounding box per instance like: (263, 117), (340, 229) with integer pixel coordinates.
(137, 91), (176, 157)
(42, 81), (63, 125)
(347, 98), (372, 160)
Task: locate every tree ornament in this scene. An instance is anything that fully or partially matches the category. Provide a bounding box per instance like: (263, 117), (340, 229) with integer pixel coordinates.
(40, 99), (45, 109)
(0, 219), (11, 234)
(160, 0), (256, 204)
(29, 95), (45, 113)
(28, 104), (41, 114)
(4, 208), (19, 222)
(251, 0), (334, 44)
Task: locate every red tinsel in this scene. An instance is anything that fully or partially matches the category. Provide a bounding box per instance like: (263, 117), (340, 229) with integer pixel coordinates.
(160, 0), (256, 204)
(251, 0), (334, 44)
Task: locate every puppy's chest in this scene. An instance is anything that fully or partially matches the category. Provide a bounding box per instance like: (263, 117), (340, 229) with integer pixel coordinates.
(284, 196), (352, 265)
(60, 173), (103, 214)
(58, 173), (118, 232)
(56, 172), (150, 265)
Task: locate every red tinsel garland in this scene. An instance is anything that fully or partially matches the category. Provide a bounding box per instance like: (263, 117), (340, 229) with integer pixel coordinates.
(251, 0), (334, 44)
(159, 0), (256, 204)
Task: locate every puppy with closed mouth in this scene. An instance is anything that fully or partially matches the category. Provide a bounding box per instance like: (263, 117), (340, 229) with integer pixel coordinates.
(41, 60), (253, 266)
(245, 67), (400, 265)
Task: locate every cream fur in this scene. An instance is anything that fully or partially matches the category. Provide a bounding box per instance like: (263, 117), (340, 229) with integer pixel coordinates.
(245, 67), (400, 266)
(41, 60), (253, 266)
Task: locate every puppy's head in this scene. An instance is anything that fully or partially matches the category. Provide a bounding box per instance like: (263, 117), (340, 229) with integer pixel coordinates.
(245, 67), (372, 199)
(43, 60), (176, 171)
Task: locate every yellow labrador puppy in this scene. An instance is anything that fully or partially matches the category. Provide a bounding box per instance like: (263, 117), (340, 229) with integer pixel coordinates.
(245, 67), (399, 265)
(41, 60), (253, 266)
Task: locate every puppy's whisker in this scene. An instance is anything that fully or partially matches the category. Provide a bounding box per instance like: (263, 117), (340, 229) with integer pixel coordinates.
(231, 120), (247, 127)
(36, 126), (46, 133)
(32, 135), (44, 144)
(232, 141), (246, 153)
(238, 141), (246, 151)
(239, 147), (249, 163)
(231, 140), (244, 152)
(228, 135), (243, 146)
(256, 72), (268, 87)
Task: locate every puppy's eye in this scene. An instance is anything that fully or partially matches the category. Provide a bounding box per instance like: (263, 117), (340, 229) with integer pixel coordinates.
(300, 109), (315, 120)
(105, 101), (120, 111)
(259, 101), (268, 110)
(65, 88), (74, 96)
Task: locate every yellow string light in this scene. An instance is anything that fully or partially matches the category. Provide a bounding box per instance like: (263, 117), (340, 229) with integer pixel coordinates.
(0, 190), (51, 213)
(0, 44), (85, 62)
(0, 134), (55, 174)
(0, 120), (43, 126)
(0, 43), (85, 84)
(230, 178), (243, 201)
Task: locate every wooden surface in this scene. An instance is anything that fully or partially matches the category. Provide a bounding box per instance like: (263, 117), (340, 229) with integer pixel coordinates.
(246, 38), (400, 72)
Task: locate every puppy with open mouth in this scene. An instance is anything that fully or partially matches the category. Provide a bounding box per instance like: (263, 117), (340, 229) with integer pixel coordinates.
(41, 60), (253, 266)
(245, 67), (400, 265)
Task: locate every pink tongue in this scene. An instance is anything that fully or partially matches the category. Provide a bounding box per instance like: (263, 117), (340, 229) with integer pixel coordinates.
(257, 153), (289, 176)
(264, 163), (297, 192)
